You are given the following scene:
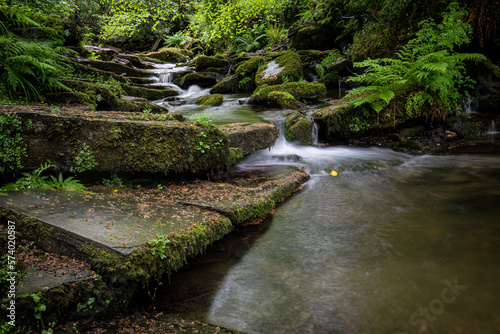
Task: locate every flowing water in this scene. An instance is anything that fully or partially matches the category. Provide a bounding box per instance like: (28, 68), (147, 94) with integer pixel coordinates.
(151, 77), (500, 333)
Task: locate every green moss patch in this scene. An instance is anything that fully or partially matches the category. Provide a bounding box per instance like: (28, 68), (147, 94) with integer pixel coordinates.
(195, 94), (224, 106)
(255, 51), (303, 86)
(248, 82), (326, 106)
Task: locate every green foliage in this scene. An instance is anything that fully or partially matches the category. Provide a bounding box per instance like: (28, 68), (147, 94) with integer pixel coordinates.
(236, 25), (267, 53)
(97, 0), (189, 44)
(316, 51), (340, 77)
(76, 297), (95, 313)
(70, 142), (98, 174)
(193, 115), (215, 128)
(0, 161), (86, 192)
(265, 23), (287, 48)
(189, 0), (280, 51)
(344, 3), (486, 121)
(0, 35), (72, 101)
(0, 113), (28, 173)
(147, 234), (171, 259)
(102, 173), (126, 188)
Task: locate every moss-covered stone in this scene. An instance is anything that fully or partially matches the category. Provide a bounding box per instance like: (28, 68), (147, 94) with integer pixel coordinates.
(235, 56), (266, 77)
(2, 107), (233, 176)
(141, 47), (189, 63)
(194, 55), (228, 71)
(285, 111), (314, 145)
(219, 123), (279, 156)
(267, 91), (305, 109)
(76, 59), (152, 78)
(195, 94), (224, 106)
(255, 51), (303, 86)
(124, 85), (179, 100)
(248, 82), (326, 106)
(289, 8), (346, 50)
(177, 72), (219, 88)
(297, 50), (333, 62)
(210, 75), (239, 94)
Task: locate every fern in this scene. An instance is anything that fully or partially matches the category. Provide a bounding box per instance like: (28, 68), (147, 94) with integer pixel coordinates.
(0, 35), (72, 101)
(345, 2), (486, 121)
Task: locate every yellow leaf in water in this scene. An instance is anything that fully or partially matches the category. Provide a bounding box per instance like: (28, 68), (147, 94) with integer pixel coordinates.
(331, 171), (338, 176)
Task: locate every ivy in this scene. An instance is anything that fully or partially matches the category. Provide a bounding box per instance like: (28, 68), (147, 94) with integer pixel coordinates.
(0, 113), (28, 173)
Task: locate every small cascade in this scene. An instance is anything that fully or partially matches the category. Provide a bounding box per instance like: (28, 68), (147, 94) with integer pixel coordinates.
(486, 120), (498, 135)
(311, 122), (320, 145)
(463, 97), (477, 114)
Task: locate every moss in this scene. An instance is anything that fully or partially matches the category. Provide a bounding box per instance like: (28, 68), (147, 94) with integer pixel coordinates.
(140, 47), (189, 63)
(235, 57), (266, 77)
(194, 55), (228, 71)
(297, 50), (333, 62)
(399, 126), (425, 138)
(255, 51), (303, 86)
(285, 111), (313, 144)
(248, 82), (326, 106)
(177, 72), (218, 88)
(7, 108), (234, 176)
(268, 91), (305, 109)
(210, 75), (239, 94)
(195, 94), (224, 106)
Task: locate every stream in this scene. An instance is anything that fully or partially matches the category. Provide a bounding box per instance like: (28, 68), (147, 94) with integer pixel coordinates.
(150, 76), (500, 333)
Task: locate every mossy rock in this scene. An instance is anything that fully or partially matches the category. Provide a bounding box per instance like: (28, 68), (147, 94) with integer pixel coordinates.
(255, 51), (303, 86)
(210, 75), (239, 94)
(195, 94), (224, 106)
(124, 85), (179, 100)
(248, 82), (326, 106)
(194, 55), (228, 71)
(297, 50), (333, 62)
(267, 91), (305, 109)
(45, 91), (95, 108)
(177, 72), (219, 88)
(285, 111), (314, 145)
(10, 108), (231, 176)
(235, 56), (265, 77)
(289, 9), (346, 50)
(141, 47), (189, 63)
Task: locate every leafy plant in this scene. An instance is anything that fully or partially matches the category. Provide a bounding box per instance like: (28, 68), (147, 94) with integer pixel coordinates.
(236, 25), (267, 53)
(0, 161), (86, 192)
(0, 7), (73, 102)
(102, 173), (125, 188)
(265, 23), (287, 47)
(0, 113), (28, 173)
(148, 234), (171, 259)
(193, 115), (215, 128)
(316, 51), (341, 77)
(71, 142), (98, 174)
(344, 2), (486, 122)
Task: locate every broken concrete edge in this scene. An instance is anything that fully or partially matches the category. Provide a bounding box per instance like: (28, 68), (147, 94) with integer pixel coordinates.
(0, 168), (310, 329)
(0, 207), (233, 330)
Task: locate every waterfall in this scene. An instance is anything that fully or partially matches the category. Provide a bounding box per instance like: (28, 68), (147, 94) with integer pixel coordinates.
(486, 120), (498, 135)
(463, 97), (477, 114)
(311, 122), (320, 145)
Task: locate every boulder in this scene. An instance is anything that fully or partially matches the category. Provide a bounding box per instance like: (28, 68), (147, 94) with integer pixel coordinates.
(140, 47), (190, 63)
(255, 51), (303, 86)
(210, 75), (239, 94)
(219, 123), (280, 156)
(176, 72), (220, 88)
(194, 55), (228, 71)
(195, 94), (224, 106)
(285, 111), (314, 145)
(248, 82), (327, 107)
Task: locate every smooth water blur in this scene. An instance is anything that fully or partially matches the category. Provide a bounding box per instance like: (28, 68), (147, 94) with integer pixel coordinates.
(206, 140), (500, 334)
(148, 69), (500, 333)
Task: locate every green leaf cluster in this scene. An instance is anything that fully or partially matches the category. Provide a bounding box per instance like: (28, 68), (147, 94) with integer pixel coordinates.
(344, 2), (486, 121)
(0, 161), (86, 193)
